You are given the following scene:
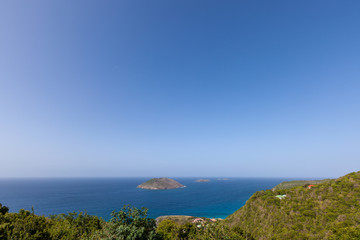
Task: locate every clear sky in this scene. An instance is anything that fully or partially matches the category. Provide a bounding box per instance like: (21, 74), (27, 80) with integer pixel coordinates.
(1, 0), (359, 178)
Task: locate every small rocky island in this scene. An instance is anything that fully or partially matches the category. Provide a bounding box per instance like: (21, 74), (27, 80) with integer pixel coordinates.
(195, 179), (210, 182)
(137, 177), (185, 190)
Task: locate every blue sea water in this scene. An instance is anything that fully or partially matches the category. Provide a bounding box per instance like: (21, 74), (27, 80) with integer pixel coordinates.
(0, 178), (288, 220)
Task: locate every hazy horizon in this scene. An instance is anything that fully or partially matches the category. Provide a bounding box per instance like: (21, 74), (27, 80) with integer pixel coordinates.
(0, 176), (332, 179)
(1, 1), (359, 178)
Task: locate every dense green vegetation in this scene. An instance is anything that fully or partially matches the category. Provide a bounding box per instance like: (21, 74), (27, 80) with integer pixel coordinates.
(226, 171), (360, 239)
(0, 204), (158, 240)
(0, 203), (245, 239)
(156, 216), (196, 226)
(0, 203), (102, 239)
(272, 179), (331, 190)
(1, 171), (360, 239)
(156, 219), (247, 240)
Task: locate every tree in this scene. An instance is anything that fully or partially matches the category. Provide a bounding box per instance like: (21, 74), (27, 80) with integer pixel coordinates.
(0, 203), (9, 215)
(94, 205), (160, 240)
(156, 219), (179, 240)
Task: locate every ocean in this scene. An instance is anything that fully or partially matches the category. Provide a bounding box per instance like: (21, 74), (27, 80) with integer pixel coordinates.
(0, 178), (288, 220)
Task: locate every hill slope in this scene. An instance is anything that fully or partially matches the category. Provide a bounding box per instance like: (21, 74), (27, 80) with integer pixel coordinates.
(225, 171), (360, 239)
(272, 179), (331, 191)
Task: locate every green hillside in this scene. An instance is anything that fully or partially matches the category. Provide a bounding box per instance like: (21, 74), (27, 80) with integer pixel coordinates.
(272, 179), (331, 191)
(225, 171), (360, 239)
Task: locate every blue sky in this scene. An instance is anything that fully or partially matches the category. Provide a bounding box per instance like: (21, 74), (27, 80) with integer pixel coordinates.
(0, 0), (359, 178)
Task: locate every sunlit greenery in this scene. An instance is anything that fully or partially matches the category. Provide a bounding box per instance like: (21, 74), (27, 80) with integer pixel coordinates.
(0, 204), (158, 240)
(0, 203), (103, 240)
(225, 171), (360, 239)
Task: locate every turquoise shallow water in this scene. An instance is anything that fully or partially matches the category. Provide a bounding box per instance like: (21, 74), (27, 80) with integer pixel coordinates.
(0, 178), (288, 220)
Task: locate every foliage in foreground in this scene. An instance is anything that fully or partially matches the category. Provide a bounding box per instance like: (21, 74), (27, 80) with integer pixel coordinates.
(156, 219), (247, 240)
(91, 205), (159, 240)
(0, 201), (246, 240)
(0, 204), (160, 240)
(0, 203), (102, 240)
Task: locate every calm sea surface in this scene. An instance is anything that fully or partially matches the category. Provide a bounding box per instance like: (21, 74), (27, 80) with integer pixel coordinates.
(0, 178), (288, 220)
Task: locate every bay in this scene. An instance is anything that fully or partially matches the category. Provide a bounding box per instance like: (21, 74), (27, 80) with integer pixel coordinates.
(0, 178), (288, 220)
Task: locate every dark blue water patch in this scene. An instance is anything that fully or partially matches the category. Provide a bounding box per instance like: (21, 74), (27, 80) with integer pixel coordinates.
(0, 177), (289, 220)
